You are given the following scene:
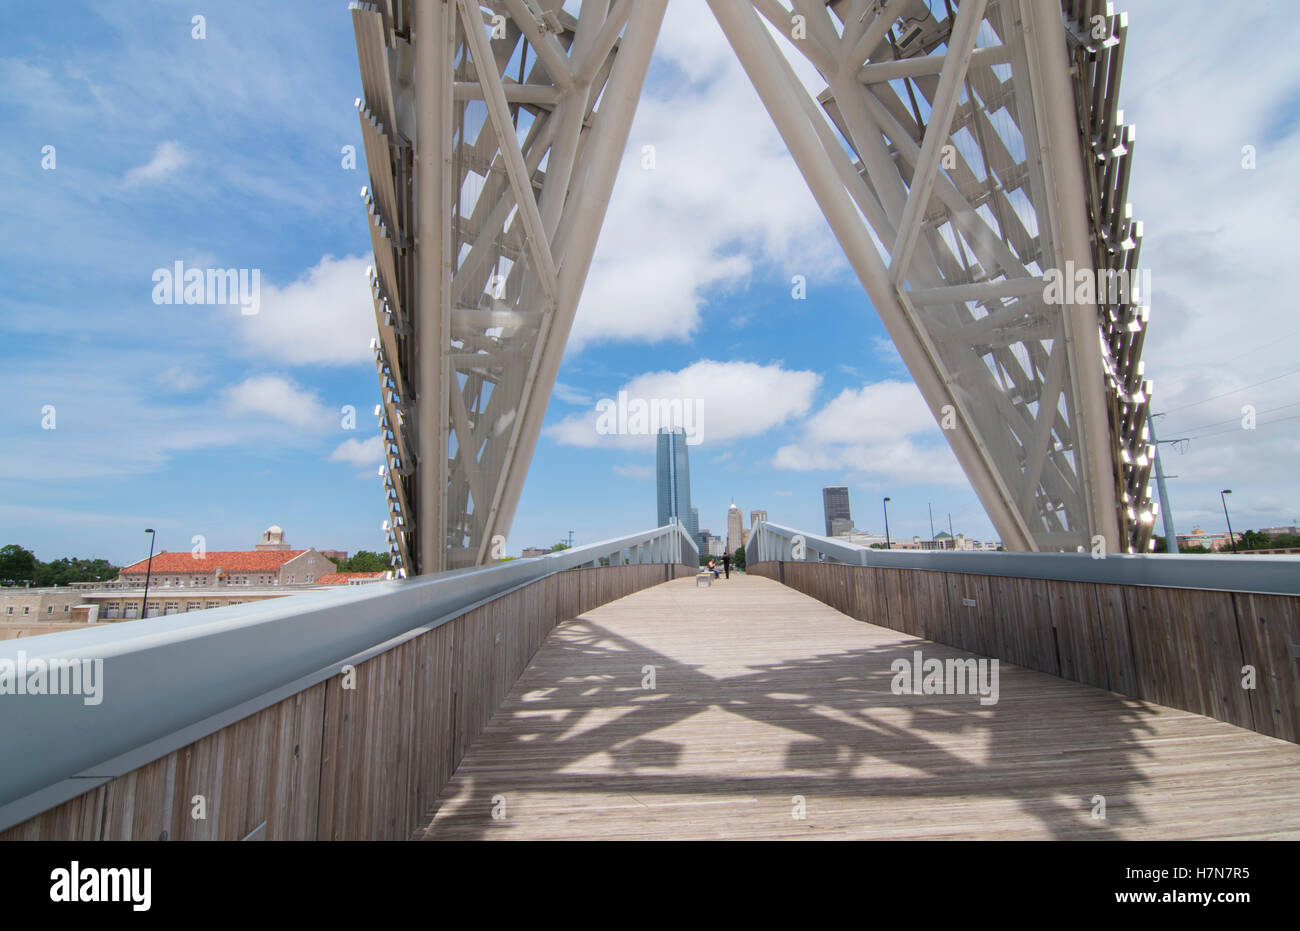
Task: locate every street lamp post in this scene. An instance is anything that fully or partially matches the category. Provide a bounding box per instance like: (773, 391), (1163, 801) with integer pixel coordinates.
(140, 528), (156, 619)
(882, 497), (892, 550)
(1220, 490), (1237, 554)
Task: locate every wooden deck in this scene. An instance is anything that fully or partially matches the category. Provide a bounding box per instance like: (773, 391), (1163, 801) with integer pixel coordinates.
(415, 574), (1300, 840)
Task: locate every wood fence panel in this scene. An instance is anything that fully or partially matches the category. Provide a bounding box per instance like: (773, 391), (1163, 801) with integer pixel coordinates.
(1233, 592), (1300, 742)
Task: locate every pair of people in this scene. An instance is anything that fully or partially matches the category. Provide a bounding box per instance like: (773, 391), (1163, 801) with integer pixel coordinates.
(706, 554), (731, 579)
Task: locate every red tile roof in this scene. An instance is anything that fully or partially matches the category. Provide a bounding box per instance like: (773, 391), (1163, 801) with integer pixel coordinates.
(315, 572), (385, 585)
(119, 551), (309, 575)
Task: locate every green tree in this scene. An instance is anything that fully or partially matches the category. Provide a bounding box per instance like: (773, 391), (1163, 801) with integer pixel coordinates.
(34, 557), (117, 587)
(0, 544), (38, 585)
(342, 550), (391, 572)
(1237, 529), (1271, 551)
(734, 544), (746, 572)
(550, 542), (571, 552)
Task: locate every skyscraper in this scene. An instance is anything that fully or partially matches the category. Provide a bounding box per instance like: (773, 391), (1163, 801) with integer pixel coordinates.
(750, 509), (768, 530)
(823, 486), (851, 536)
(727, 500), (743, 554)
(657, 428), (697, 539)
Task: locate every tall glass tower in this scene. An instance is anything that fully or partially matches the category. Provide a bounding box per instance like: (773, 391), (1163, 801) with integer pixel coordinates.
(657, 428), (697, 539)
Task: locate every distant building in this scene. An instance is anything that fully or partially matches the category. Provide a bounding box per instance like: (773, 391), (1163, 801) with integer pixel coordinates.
(829, 517), (854, 537)
(1176, 526), (1234, 551)
(835, 529), (998, 551)
(318, 550), (349, 562)
(657, 428), (697, 540)
(1260, 526), (1299, 537)
(315, 572), (386, 585)
(823, 486), (852, 536)
(521, 546), (551, 558)
(115, 526), (336, 591)
(750, 509), (768, 531)
(727, 501), (744, 554)
(838, 530), (890, 548)
(707, 535), (726, 558)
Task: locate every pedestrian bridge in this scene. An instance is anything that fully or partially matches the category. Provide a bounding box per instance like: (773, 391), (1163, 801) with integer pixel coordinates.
(2, 523), (1298, 840)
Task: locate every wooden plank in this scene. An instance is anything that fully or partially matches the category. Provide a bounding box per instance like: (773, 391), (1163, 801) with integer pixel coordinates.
(1233, 592), (1300, 743)
(418, 575), (1300, 841)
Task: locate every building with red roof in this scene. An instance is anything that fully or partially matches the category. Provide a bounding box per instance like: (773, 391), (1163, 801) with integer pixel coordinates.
(116, 526), (338, 589)
(314, 572), (387, 586)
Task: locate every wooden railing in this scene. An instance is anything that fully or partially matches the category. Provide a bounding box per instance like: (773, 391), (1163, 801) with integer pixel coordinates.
(748, 559), (1300, 744)
(1, 563), (694, 840)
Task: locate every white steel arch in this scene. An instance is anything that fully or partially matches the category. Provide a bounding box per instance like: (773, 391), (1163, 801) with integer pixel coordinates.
(351, 0), (1152, 574)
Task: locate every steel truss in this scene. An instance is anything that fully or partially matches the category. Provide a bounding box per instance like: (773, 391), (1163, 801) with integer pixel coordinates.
(351, 0), (667, 573)
(352, 0), (1151, 571)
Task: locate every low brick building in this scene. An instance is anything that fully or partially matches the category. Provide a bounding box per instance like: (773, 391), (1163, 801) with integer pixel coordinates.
(116, 548), (336, 590)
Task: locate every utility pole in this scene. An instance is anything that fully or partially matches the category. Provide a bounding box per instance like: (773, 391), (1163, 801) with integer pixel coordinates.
(1148, 412), (1179, 553)
(566, 530), (575, 549)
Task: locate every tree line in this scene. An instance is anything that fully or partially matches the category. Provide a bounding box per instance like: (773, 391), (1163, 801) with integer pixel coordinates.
(0, 544), (118, 587)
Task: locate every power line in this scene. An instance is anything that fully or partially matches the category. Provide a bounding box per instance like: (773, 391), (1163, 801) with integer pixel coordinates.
(1173, 410), (1300, 444)
(1155, 366), (1300, 416)
(1165, 400), (1300, 436)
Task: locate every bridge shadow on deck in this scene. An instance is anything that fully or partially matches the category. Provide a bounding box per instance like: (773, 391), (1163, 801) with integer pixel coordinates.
(416, 578), (1188, 840)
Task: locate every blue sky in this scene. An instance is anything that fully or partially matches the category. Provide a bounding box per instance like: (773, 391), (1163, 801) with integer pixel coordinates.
(2, 1), (1299, 566)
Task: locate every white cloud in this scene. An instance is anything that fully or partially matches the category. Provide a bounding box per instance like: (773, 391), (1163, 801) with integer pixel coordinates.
(566, 4), (843, 351)
(329, 436), (384, 470)
(123, 140), (187, 187)
(773, 381), (965, 485)
(552, 382), (594, 406)
(157, 365), (205, 392)
(612, 464), (654, 481)
(1106, 1), (1300, 529)
(545, 359), (820, 449)
(223, 374), (335, 431)
(231, 254), (373, 365)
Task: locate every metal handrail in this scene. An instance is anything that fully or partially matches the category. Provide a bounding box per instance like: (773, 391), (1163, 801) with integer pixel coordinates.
(746, 521), (1300, 596)
(0, 523), (696, 829)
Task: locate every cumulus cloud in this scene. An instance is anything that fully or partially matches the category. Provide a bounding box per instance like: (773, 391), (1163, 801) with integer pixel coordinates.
(231, 254), (373, 365)
(773, 381), (965, 485)
(566, 3), (843, 351)
(1105, 1), (1300, 527)
(223, 374), (335, 431)
(545, 359), (820, 449)
(123, 140), (187, 187)
(329, 436), (384, 470)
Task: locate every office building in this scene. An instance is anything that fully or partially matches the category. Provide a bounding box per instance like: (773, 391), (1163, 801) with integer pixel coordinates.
(657, 428), (697, 540)
(727, 501), (744, 554)
(823, 486), (852, 536)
